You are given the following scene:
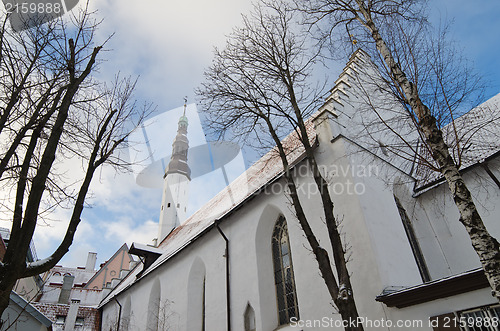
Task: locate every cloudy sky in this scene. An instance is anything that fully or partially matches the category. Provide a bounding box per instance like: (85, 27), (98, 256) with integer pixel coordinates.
(8, 0), (499, 268)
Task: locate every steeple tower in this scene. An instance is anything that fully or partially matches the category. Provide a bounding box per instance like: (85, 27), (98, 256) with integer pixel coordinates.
(158, 102), (191, 244)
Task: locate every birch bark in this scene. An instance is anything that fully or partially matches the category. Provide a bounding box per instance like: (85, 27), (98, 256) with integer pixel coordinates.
(355, 0), (500, 299)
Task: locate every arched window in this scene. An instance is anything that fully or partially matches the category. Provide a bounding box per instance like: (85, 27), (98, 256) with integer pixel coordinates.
(244, 303), (256, 331)
(122, 296), (131, 331)
(147, 279), (160, 331)
(272, 216), (299, 325)
(187, 258), (206, 331)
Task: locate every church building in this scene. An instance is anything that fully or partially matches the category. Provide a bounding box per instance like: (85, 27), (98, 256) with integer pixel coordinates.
(99, 50), (500, 330)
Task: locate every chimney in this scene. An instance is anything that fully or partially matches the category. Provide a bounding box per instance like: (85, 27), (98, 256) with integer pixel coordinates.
(58, 275), (74, 304)
(85, 252), (97, 271)
(64, 298), (80, 331)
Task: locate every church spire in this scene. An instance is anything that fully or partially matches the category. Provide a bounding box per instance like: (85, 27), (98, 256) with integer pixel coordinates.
(164, 101), (191, 179)
(158, 101), (191, 244)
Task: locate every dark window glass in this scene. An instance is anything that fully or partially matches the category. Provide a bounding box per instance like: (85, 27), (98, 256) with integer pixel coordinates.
(272, 216), (299, 325)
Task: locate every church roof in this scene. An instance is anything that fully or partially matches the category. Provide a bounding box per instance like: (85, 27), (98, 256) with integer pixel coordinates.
(99, 116), (318, 307)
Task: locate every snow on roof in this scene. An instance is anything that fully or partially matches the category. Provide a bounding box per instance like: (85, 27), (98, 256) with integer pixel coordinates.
(0, 227), (10, 241)
(100, 117), (318, 306)
(415, 93), (500, 189)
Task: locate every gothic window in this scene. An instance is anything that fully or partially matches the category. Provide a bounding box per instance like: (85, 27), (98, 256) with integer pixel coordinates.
(147, 279), (160, 331)
(272, 215), (299, 325)
(187, 258), (206, 331)
(122, 297), (131, 331)
(244, 304), (256, 331)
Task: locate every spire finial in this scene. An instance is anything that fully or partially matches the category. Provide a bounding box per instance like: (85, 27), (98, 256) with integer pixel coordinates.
(183, 96), (188, 117)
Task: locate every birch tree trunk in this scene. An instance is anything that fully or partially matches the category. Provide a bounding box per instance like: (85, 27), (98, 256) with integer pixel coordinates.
(355, 0), (500, 299)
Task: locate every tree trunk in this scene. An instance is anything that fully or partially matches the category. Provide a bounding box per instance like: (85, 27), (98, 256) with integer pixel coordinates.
(263, 115), (363, 329)
(0, 262), (24, 328)
(355, 0), (500, 300)
(286, 71), (363, 328)
(0, 44), (106, 323)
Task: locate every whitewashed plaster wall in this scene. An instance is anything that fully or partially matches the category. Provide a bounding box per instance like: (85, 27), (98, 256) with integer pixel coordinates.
(408, 159), (500, 278)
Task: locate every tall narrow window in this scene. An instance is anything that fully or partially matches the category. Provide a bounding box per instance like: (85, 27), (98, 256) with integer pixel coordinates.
(147, 279), (160, 331)
(187, 258), (206, 331)
(394, 196), (431, 282)
(122, 297), (131, 331)
(202, 277), (206, 331)
(272, 216), (299, 325)
(244, 303), (256, 331)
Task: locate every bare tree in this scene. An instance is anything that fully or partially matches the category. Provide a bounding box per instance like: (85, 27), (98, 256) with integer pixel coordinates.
(299, 0), (500, 299)
(0, 7), (150, 322)
(197, 1), (363, 328)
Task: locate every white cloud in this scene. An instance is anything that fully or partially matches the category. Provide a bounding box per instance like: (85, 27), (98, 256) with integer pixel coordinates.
(101, 217), (158, 247)
(86, 0), (254, 109)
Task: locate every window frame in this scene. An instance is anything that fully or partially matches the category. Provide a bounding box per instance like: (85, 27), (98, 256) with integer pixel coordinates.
(459, 304), (500, 331)
(271, 215), (300, 326)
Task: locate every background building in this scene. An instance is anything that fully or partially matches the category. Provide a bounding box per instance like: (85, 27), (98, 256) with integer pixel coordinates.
(32, 247), (136, 331)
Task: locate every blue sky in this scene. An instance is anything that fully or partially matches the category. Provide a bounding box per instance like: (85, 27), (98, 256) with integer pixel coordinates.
(4, 0), (498, 268)
(432, 0), (500, 100)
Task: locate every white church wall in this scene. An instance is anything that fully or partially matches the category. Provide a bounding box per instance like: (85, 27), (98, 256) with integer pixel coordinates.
(325, 52), (420, 178)
(146, 278), (161, 330)
(412, 158), (500, 278)
(311, 109), (500, 329)
(229, 138), (404, 329)
(340, 142), (422, 287)
(101, 132), (500, 331)
(328, 50), (500, 285)
(314, 110), (423, 287)
(392, 178), (453, 281)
